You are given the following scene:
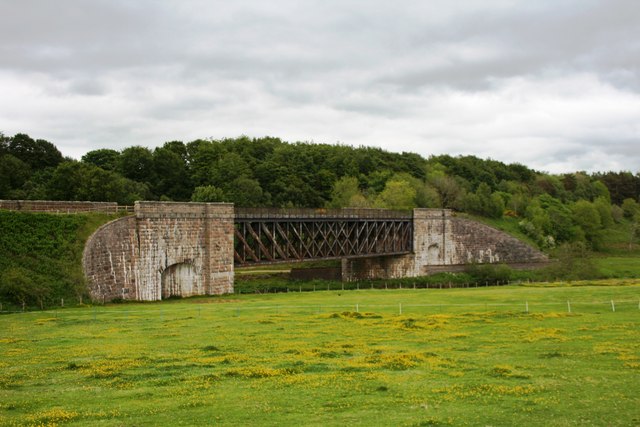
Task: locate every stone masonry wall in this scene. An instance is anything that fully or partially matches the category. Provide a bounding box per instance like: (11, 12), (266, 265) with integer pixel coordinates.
(343, 209), (547, 280)
(83, 202), (234, 301)
(0, 200), (119, 214)
(82, 216), (138, 301)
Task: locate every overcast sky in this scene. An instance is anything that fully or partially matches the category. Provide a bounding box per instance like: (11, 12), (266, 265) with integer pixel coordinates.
(1, 0), (639, 173)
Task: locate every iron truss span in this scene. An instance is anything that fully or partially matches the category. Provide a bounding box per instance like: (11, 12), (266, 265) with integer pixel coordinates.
(234, 208), (414, 265)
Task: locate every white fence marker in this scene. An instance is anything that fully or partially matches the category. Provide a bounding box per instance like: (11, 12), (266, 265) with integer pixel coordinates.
(611, 300), (615, 312)
(567, 300), (571, 313)
(525, 301), (529, 313)
(399, 303), (402, 315)
(356, 304), (359, 313)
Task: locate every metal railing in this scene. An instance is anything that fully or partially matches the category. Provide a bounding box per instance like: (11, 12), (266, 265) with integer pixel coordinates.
(0, 200), (134, 215)
(235, 207), (412, 220)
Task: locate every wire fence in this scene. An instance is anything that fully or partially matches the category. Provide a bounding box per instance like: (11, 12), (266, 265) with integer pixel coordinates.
(2, 298), (639, 320)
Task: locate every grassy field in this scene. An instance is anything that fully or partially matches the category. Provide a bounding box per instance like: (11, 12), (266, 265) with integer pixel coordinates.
(1, 283), (639, 426)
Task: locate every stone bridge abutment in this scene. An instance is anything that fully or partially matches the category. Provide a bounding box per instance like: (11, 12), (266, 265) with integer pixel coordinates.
(83, 202), (234, 301)
(342, 209), (548, 280)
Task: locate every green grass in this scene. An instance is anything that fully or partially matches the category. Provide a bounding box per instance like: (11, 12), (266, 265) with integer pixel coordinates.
(460, 213), (539, 248)
(595, 256), (640, 278)
(0, 211), (117, 308)
(2, 284), (639, 426)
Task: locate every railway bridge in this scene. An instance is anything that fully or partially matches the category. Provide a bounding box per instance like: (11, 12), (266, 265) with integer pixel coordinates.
(233, 208), (413, 266)
(83, 202), (547, 301)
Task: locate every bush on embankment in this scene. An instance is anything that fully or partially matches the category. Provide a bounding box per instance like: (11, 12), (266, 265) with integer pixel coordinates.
(0, 211), (114, 309)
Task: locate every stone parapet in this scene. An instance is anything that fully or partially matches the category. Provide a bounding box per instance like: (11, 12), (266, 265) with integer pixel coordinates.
(413, 208), (453, 220)
(134, 201), (234, 219)
(0, 199), (118, 214)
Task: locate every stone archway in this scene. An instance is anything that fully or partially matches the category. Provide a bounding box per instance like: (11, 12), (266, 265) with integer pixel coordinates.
(161, 262), (197, 299)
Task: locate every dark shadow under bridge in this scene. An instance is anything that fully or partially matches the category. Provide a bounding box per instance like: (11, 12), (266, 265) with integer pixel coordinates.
(234, 208), (413, 266)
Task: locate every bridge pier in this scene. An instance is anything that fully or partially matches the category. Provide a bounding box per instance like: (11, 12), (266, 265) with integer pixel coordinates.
(341, 209), (547, 281)
(341, 255), (412, 281)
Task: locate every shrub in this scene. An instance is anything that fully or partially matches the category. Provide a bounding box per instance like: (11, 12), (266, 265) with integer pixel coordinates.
(465, 263), (512, 285)
(544, 242), (599, 281)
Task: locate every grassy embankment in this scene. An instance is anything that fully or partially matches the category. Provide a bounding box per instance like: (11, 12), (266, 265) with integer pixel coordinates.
(1, 285), (639, 426)
(0, 211), (118, 309)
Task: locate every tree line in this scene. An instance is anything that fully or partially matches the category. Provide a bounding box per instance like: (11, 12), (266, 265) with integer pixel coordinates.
(1, 131), (639, 250)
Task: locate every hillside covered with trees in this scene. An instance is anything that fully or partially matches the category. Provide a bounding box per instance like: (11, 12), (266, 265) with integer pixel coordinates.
(1, 131), (639, 253)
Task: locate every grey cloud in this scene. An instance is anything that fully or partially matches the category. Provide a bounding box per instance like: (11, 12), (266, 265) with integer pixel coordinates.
(0, 0), (638, 173)
(381, 1), (640, 91)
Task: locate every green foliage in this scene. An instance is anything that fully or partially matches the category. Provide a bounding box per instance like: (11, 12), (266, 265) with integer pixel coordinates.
(593, 171), (640, 205)
(621, 198), (640, 219)
(191, 185), (227, 202)
(519, 195), (580, 248)
(594, 196), (614, 227)
(151, 145), (192, 201)
(0, 267), (45, 307)
(465, 263), (513, 285)
(45, 161), (151, 205)
(374, 176), (417, 210)
(0, 154), (31, 198)
(429, 175), (465, 209)
(117, 146), (154, 183)
(7, 133), (63, 170)
(464, 183), (504, 218)
(327, 176), (370, 208)
(81, 148), (120, 171)
(611, 204), (624, 223)
(534, 174), (567, 200)
(571, 200), (604, 249)
(0, 211), (113, 308)
(544, 242), (600, 281)
(226, 177), (266, 207)
(1, 130), (639, 256)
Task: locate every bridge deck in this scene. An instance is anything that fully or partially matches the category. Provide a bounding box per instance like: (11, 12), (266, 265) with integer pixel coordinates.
(234, 208), (413, 265)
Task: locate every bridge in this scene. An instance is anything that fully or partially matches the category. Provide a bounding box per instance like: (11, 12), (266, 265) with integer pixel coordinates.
(82, 202), (547, 302)
(234, 208), (413, 265)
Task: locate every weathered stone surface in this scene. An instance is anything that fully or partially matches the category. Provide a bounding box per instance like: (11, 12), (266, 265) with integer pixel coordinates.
(343, 209), (547, 280)
(83, 202), (234, 302)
